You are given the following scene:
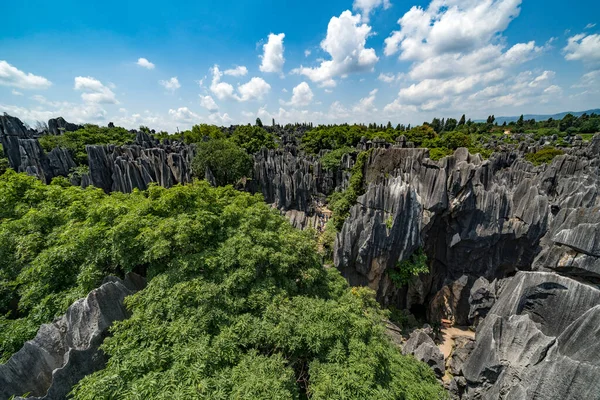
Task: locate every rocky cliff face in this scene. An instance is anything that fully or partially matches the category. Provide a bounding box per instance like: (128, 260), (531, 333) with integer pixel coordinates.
(86, 132), (195, 193)
(0, 115), (195, 192)
(458, 271), (600, 400)
(251, 146), (353, 229)
(333, 142), (600, 325)
(0, 274), (145, 400)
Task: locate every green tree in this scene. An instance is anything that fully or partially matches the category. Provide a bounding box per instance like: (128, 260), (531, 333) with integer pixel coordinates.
(184, 124), (225, 143)
(192, 139), (253, 186)
(458, 114), (466, 126)
(231, 125), (276, 154)
(256, 117), (263, 127)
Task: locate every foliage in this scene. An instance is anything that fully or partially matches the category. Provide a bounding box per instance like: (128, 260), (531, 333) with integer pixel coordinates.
(38, 124), (135, 165)
(231, 125), (276, 154)
(191, 139), (253, 186)
(302, 125), (397, 154)
(318, 220), (337, 263)
(184, 124), (225, 144)
(524, 147), (565, 166)
(405, 125), (436, 146)
(388, 248), (429, 287)
(320, 146), (355, 171)
(329, 150), (372, 231)
(428, 147), (454, 161)
(0, 171), (444, 399)
(0, 145), (9, 176)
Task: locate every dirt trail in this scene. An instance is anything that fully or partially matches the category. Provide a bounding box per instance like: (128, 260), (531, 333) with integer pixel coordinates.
(439, 326), (475, 359)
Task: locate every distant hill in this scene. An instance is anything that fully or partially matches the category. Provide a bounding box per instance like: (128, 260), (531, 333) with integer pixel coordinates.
(476, 109), (600, 124)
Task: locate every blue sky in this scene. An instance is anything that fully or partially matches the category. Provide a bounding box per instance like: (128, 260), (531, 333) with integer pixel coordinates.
(1, 0), (599, 131)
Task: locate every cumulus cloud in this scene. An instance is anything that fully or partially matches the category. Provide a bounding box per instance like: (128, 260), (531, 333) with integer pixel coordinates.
(564, 33), (600, 64)
(292, 11), (378, 86)
(381, 0), (554, 113)
(260, 33), (285, 74)
(74, 76), (118, 104)
(352, 89), (378, 113)
(210, 65), (271, 102)
(280, 82), (314, 107)
(210, 66), (236, 100)
(237, 77), (271, 101)
(353, 0), (391, 22)
(136, 58), (155, 69)
(224, 66), (248, 77)
(159, 77), (181, 92)
(304, 49), (311, 57)
(384, 0), (523, 61)
(0, 61), (52, 90)
(199, 95), (219, 111)
(168, 107), (201, 123)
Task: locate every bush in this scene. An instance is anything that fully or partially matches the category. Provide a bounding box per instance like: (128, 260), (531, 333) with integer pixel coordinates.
(231, 125), (276, 154)
(38, 124), (135, 165)
(525, 147), (564, 166)
(192, 139), (253, 186)
(329, 150), (372, 231)
(388, 248), (429, 287)
(320, 146), (355, 171)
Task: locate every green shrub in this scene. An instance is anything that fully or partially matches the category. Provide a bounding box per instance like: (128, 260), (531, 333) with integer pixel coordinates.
(329, 150), (372, 231)
(525, 147), (565, 166)
(388, 248), (429, 287)
(38, 124), (135, 165)
(320, 146), (355, 171)
(191, 139), (253, 186)
(231, 125), (276, 154)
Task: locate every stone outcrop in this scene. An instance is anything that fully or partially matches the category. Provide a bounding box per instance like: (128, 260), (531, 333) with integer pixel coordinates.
(0, 274), (145, 400)
(402, 329), (445, 378)
(334, 142), (600, 322)
(460, 271), (600, 399)
(252, 146), (352, 229)
(0, 114), (78, 183)
(47, 117), (82, 136)
(86, 135), (195, 193)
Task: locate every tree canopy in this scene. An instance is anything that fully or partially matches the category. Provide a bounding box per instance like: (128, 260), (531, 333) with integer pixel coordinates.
(192, 139), (253, 186)
(0, 170), (444, 399)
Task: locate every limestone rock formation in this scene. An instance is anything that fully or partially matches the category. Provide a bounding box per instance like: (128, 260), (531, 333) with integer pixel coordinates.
(0, 274), (145, 400)
(86, 138), (195, 193)
(334, 142), (600, 323)
(461, 271), (600, 399)
(47, 117), (82, 136)
(402, 329), (445, 378)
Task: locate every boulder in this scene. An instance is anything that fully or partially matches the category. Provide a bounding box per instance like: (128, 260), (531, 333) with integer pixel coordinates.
(402, 330), (445, 378)
(0, 274), (146, 400)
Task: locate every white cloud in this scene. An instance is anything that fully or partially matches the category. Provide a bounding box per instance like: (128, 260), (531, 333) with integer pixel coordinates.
(353, 0), (391, 22)
(74, 76), (118, 104)
(199, 95), (218, 111)
(210, 65), (236, 100)
(224, 66), (248, 77)
(572, 70), (600, 88)
(159, 77), (181, 92)
(210, 65), (270, 102)
(564, 33), (600, 64)
(281, 82), (314, 107)
(292, 11), (378, 86)
(11, 89), (23, 96)
(353, 88), (378, 113)
(384, 0), (522, 61)
(378, 72), (404, 83)
(237, 77), (271, 101)
(260, 33), (285, 74)
(168, 107), (201, 123)
(136, 58), (155, 69)
(585, 23), (596, 29)
(0, 102), (107, 125)
(0, 61), (52, 90)
(304, 49), (311, 57)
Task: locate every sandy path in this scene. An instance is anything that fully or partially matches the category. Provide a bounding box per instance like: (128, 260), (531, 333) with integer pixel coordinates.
(439, 326), (475, 359)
